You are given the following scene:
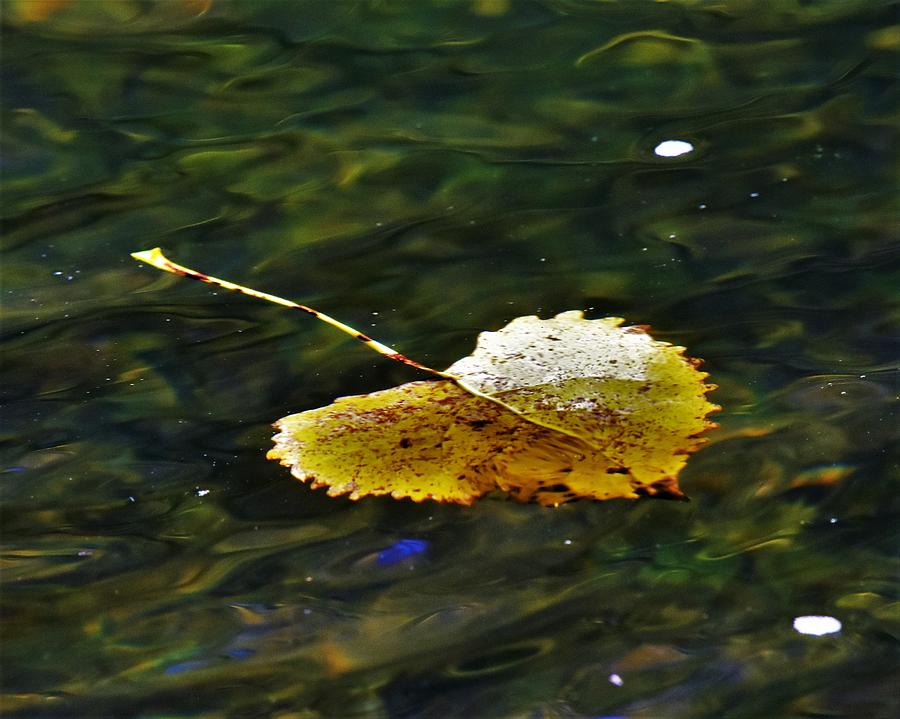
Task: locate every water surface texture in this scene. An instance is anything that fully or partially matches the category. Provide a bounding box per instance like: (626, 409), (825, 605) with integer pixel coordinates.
(2, 1), (898, 718)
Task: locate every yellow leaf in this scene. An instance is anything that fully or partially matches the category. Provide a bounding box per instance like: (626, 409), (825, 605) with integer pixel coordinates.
(128, 249), (716, 506)
(269, 312), (716, 505)
(268, 379), (684, 506)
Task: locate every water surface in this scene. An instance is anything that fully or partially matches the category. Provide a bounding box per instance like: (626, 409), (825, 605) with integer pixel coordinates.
(2, 1), (898, 717)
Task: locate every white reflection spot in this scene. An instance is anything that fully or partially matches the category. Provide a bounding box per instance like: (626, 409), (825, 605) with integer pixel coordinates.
(654, 140), (694, 157)
(793, 615), (842, 636)
(608, 673), (624, 686)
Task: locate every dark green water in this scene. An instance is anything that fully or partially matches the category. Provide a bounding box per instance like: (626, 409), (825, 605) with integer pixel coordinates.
(2, 1), (899, 717)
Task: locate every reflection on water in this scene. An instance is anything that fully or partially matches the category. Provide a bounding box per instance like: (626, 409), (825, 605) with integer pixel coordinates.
(2, 1), (898, 717)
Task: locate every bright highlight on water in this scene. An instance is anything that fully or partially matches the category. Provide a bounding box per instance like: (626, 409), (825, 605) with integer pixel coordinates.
(792, 615), (842, 636)
(654, 139), (694, 157)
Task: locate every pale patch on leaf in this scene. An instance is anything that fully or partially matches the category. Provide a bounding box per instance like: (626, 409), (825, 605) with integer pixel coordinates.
(449, 311), (716, 491)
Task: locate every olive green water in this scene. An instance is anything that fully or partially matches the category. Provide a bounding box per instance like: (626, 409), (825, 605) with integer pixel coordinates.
(2, 2), (899, 718)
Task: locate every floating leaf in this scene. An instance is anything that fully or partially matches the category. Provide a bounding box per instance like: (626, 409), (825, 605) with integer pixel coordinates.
(267, 377), (690, 507)
(269, 313), (716, 506)
(132, 249), (718, 506)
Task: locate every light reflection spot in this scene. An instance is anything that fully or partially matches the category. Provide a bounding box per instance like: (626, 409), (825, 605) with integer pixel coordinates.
(793, 615), (842, 635)
(654, 140), (693, 157)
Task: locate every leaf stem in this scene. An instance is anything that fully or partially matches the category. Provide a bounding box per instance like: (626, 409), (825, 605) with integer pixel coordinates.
(131, 248), (457, 379)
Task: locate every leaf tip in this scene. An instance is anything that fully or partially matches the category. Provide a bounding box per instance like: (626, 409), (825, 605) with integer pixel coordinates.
(131, 247), (167, 268)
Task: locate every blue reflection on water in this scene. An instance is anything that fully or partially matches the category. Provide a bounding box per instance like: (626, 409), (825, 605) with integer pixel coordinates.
(226, 647), (255, 660)
(164, 660), (209, 675)
(377, 539), (430, 567)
